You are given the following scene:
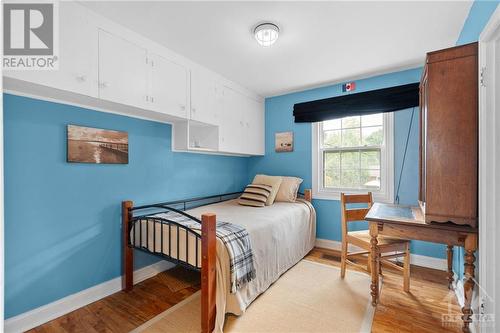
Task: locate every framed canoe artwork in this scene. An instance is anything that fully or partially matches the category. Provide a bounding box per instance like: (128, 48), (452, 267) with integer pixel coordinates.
(275, 131), (293, 152)
(67, 125), (129, 164)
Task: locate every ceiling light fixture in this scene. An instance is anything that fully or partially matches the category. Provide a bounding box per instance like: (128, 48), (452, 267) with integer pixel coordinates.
(254, 22), (280, 47)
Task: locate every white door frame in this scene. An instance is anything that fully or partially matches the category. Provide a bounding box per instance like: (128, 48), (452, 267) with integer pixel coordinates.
(1, 3), (5, 331)
(478, 6), (500, 333)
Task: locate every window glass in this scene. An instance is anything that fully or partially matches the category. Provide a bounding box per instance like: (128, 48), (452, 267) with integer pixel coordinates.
(320, 114), (385, 190)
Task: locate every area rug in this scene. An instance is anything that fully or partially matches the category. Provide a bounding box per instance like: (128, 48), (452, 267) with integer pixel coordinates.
(157, 266), (200, 293)
(132, 260), (377, 333)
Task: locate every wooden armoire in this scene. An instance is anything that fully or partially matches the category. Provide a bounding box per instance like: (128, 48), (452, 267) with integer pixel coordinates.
(419, 42), (478, 228)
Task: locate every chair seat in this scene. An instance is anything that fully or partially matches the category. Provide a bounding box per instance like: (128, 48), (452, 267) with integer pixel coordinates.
(347, 230), (409, 248)
(340, 192), (410, 292)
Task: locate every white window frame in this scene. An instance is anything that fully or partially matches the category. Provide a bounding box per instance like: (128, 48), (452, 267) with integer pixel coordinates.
(311, 112), (394, 202)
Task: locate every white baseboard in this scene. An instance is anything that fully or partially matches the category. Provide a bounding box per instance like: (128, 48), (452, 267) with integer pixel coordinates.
(409, 253), (448, 271)
(4, 260), (174, 333)
(315, 238), (448, 271)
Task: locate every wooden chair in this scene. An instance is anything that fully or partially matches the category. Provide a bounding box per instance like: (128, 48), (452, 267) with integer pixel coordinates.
(340, 192), (411, 292)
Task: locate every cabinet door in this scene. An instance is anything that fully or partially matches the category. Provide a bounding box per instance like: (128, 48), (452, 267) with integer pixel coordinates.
(425, 52), (478, 225)
(4, 2), (97, 97)
(244, 98), (265, 155)
(98, 30), (148, 109)
(190, 68), (218, 125)
(149, 53), (188, 118)
(218, 86), (244, 153)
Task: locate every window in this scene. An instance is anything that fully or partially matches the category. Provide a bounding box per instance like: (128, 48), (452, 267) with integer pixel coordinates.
(312, 113), (394, 202)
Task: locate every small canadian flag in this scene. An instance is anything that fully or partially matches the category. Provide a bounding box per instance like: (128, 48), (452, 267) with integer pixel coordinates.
(342, 82), (356, 92)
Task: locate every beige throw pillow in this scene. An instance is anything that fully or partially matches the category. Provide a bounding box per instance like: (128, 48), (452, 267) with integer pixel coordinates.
(252, 174), (283, 205)
(275, 176), (303, 202)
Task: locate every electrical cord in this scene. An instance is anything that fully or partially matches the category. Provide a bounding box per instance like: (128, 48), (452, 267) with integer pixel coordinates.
(395, 107), (415, 204)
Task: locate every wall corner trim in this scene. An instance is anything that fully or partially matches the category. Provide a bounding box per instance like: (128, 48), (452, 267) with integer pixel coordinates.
(4, 260), (174, 333)
(315, 238), (448, 271)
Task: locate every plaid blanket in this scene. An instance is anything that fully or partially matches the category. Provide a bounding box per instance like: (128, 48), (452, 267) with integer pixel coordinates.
(152, 211), (256, 293)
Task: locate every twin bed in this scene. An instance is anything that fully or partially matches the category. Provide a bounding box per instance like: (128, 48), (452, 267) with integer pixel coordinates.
(122, 189), (315, 333)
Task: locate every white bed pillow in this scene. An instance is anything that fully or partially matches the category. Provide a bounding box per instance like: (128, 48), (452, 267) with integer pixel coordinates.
(252, 174), (283, 205)
(275, 176), (303, 202)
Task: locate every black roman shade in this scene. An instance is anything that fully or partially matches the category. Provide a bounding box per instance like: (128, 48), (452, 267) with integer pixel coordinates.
(293, 82), (419, 123)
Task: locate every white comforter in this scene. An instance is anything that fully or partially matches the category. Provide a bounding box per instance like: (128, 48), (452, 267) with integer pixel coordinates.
(186, 199), (316, 332)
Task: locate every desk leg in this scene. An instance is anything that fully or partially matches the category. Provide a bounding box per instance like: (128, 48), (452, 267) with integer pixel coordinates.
(461, 234), (477, 333)
(447, 245), (454, 289)
(369, 222), (379, 306)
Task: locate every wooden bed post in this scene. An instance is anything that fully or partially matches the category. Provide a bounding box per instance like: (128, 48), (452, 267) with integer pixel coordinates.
(122, 200), (134, 292)
(304, 189), (312, 202)
(201, 213), (217, 333)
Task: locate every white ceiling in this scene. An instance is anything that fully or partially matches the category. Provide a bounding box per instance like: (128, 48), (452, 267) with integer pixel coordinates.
(82, 1), (472, 97)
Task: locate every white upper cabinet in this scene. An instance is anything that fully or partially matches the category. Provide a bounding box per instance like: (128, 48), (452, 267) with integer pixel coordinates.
(4, 2), (97, 97)
(244, 98), (265, 155)
(190, 68), (218, 125)
(148, 53), (188, 118)
(218, 86), (244, 153)
(216, 86), (264, 155)
(98, 30), (148, 109)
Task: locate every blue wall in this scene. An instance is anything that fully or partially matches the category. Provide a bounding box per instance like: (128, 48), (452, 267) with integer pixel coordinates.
(457, 0), (499, 45)
(3, 94), (249, 318)
(453, 0), (499, 279)
(248, 68), (446, 259)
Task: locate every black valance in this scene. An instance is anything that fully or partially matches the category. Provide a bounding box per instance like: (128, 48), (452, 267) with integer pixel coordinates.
(293, 82), (419, 123)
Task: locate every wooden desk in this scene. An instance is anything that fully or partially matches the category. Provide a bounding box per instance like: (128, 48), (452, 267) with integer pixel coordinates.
(365, 202), (478, 333)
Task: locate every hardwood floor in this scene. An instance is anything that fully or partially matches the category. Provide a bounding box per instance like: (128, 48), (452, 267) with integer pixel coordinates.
(307, 248), (462, 333)
(29, 247), (462, 333)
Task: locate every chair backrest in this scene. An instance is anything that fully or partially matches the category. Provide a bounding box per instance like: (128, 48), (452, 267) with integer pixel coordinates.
(340, 193), (373, 237)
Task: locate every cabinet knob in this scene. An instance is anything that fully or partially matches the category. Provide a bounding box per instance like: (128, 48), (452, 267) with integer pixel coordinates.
(239, 121), (243, 126)
(192, 107), (196, 113)
(76, 75), (87, 82)
(99, 81), (109, 88)
(180, 105), (186, 111)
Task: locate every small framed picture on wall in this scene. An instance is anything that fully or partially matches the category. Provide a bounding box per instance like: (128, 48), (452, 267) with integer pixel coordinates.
(67, 125), (129, 164)
(275, 131), (293, 152)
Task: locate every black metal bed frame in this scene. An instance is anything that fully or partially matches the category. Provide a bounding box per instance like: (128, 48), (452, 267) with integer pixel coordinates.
(126, 191), (309, 272)
(127, 192), (242, 271)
